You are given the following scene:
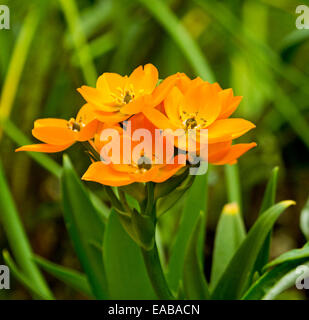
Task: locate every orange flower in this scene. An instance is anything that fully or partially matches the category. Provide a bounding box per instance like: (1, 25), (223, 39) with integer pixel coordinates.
(16, 104), (99, 153)
(77, 64), (172, 123)
(82, 159), (184, 187)
(143, 77), (256, 164)
(82, 115), (184, 186)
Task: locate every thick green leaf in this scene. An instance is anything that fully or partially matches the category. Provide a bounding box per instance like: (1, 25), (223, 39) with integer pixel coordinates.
(211, 201), (295, 300)
(167, 173), (208, 292)
(254, 167), (279, 273)
(34, 255), (93, 298)
(183, 213), (210, 300)
(243, 261), (309, 300)
(61, 155), (108, 299)
(103, 210), (156, 299)
(210, 203), (246, 289)
(300, 197), (309, 241)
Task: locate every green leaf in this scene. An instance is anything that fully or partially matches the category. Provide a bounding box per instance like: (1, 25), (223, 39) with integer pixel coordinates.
(154, 168), (189, 199)
(211, 201), (295, 300)
(183, 213), (210, 300)
(0, 161), (53, 299)
(88, 191), (110, 223)
(61, 155), (108, 299)
(254, 167), (279, 273)
(3, 250), (51, 300)
(103, 210), (156, 299)
(259, 167), (279, 215)
(118, 183), (146, 203)
(156, 174), (195, 217)
(167, 173), (208, 292)
(280, 29), (309, 53)
(34, 255), (93, 298)
(264, 243), (309, 270)
(243, 260), (309, 300)
(300, 197), (309, 241)
(131, 210), (155, 250)
(210, 203), (246, 289)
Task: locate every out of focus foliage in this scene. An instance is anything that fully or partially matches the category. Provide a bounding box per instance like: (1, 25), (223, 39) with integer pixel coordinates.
(0, 0), (308, 299)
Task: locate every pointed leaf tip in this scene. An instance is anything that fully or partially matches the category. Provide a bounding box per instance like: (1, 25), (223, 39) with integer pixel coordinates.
(222, 202), (239, 215)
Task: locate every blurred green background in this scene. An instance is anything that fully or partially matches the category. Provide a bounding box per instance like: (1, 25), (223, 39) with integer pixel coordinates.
(0, 0), (309, 299)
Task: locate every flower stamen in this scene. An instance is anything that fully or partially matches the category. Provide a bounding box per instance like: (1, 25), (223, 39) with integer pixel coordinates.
(68, 118), (82, 132)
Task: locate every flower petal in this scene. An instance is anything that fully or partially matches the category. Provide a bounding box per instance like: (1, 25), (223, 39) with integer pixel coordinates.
(164, 86), (183, 126)
(129, 64), (158, 94)
(32, 118), (76, 145)
(207, 141), (232, 163)
(151, 73), (187, 106)
(120, 95), (150, 115)
(82, 162), (132, 187)
(94, 110), (129, 123)
(183, 82), (221, 126)
(152, 162), (185, 183)
(218, 89), (242, 119)
(32, 126), (76, 145)
(34, 118), (68, 129)
(212, 142), (257, 165)
(143, 107), (178, 130)
(102, 73), (127, 93)
(77, 86), (116, 111)
(77, 119), (99, 141)
(96, 73), (113, 96)
(207, 118), (256, 143)
(15, 143), (73, 153)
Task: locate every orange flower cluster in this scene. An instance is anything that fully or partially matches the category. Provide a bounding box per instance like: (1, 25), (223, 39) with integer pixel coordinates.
(16, 64), (256, 186)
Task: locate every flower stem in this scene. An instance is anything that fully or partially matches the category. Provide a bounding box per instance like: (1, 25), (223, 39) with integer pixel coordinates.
(141, 243), (174, 300)
(104, 186), (123, 212)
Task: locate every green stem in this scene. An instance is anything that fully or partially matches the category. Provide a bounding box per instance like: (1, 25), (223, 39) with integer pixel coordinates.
(141, 243), (174, 300)
(104, 186), (123, 212)
(224, 164), (242, 215)
(118, 189), (132, 214)
(145, 182), (155, 217)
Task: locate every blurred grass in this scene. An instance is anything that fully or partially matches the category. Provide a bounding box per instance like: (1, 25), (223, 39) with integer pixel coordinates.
(0, 7), (41, 139)
(0, 0), (308, 299)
